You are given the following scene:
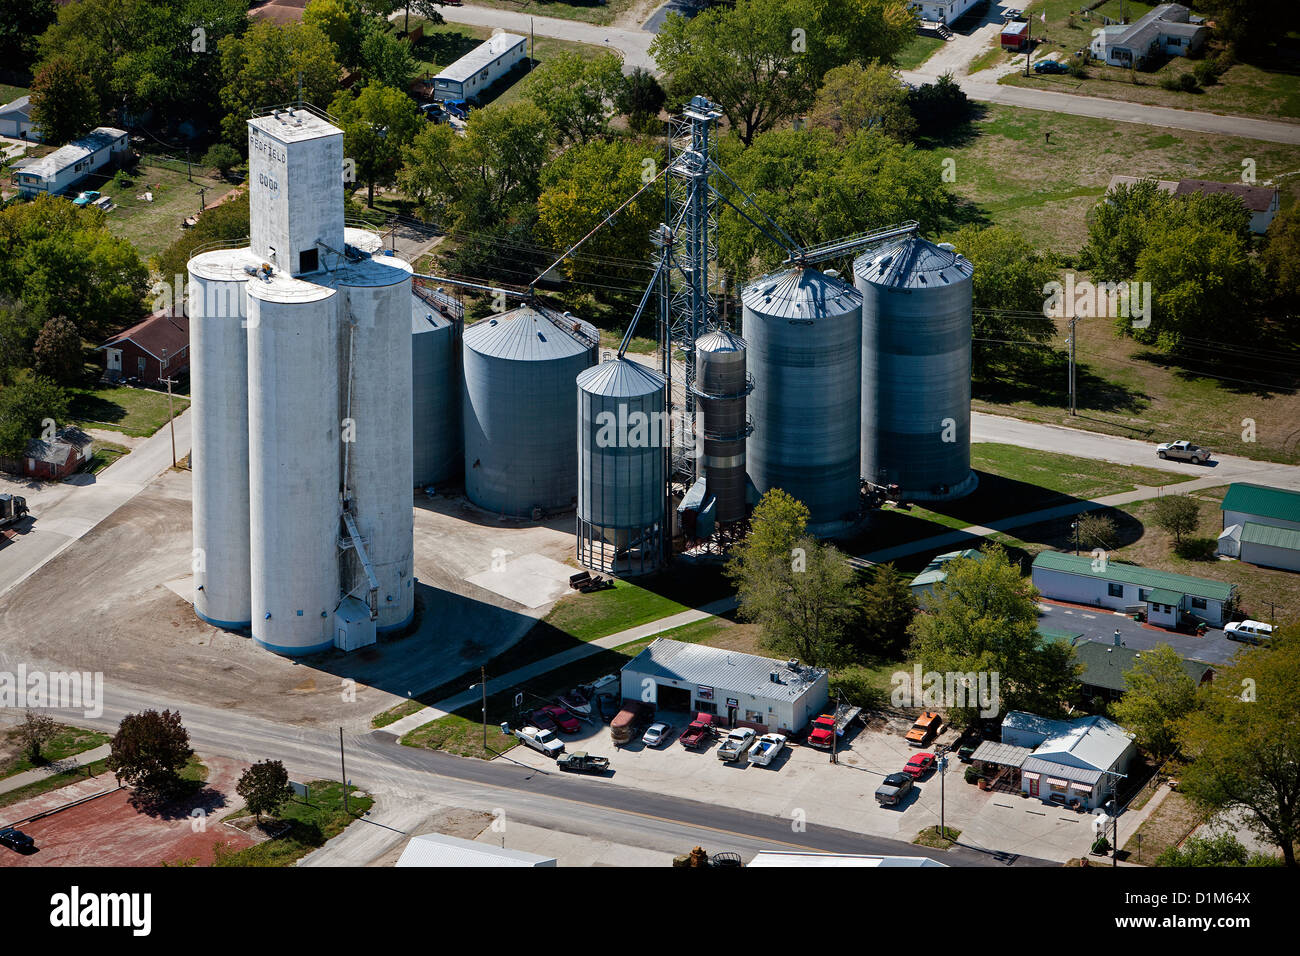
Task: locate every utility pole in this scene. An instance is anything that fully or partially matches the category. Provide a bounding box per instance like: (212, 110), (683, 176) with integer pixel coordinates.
(938, 745), (948, 840)
(160, 348), (177, 467)
(339, 727), (348, 815)
(1025, 14), (1032, 77)
(1067, 315), (1080, 415)
(470, 666), (488, 751)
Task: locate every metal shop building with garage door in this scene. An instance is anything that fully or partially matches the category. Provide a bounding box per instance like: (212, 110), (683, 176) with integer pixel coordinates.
(619, 638), (828, 734)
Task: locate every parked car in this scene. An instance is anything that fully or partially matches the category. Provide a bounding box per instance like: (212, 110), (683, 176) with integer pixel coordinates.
(556, 751), (609, 773)
(1156, 440), (1212, 464)
(1003, 8), (1023, 20)
(610, 701), (653, 746)
(71, 190), (100, 207)
(419, 102), (444, 123)
(514, 725), (564, 757)
(747, 733), (787, 767)
(539, 704), (581, 734)
(875, 772), (915, 807)
(904, 752), (937, 779)
(1034, 59), (1069, 74)
(1225, 619), (1273, 644)
(642, 722), (673, 747)
(716, 727), (757, 762)
(906, 711), (943, 748)
(679, 712), (718, 749)
(0, 827), (34, 851)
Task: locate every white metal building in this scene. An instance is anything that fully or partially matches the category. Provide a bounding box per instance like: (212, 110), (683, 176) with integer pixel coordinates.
(619, 638), (828, 734)
(432, 32), (527, 103)
(0, 95), (38, 141)
(9, 127), (128, 197)
(1219, 483), (1300, 572)
(1002, 712), (1136, 811)
(748, 851), (946, 867)
(395, 832), (555, 867)
(906, 0), (982, 25)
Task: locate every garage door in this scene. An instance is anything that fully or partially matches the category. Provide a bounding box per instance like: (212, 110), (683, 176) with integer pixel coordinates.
(657, 684), (691, 712)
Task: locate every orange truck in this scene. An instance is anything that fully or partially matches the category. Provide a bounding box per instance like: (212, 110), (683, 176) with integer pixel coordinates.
(906, 711), (943, 748)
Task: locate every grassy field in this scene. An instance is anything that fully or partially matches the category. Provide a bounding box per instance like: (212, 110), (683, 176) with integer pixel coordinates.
(1006, 1), (1300, 122)
(69, 385), (189, 438)
(413, 0), (639, 27)
(0, 724), (110, 779)
(542, 577), (690, 642)
(0, 84), (27, 104)
(0, 759), (110, 811)
(936, 104), (1300, 254)
(971, 442), (1185, 498)
(1123, 788), (1206, 862)
(83, 440), (131, 475)
(96, 161), (232, 263)
(211, 780), (373, 867)
(895, 33), (946, 71)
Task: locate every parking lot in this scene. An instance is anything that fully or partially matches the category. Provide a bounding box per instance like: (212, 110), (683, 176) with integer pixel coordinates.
(1038, 599), (1246, 666)
(504, 709), (1103, 862)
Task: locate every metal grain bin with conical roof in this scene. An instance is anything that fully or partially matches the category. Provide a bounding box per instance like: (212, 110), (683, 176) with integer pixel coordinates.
(854, 236), (976, 501)
(462, 305), (598, 517)
(693, 330), (750, 526)
(741, 266), (863, 536)
(576, 358), (667, 574)
(411, 294), (461, 488)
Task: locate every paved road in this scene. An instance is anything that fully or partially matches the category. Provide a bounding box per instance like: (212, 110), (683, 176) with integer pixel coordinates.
(0, 409), (192, 601)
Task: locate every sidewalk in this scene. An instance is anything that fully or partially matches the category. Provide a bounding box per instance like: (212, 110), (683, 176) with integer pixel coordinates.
(0, 744), (111, 796)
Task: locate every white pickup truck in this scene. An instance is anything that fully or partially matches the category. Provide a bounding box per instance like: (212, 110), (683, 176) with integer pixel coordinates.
(747, 733), (787, 766)
(514, 725), (564, 758)
(716, 727), (756, 762)
(1156, 440), (1212, 464)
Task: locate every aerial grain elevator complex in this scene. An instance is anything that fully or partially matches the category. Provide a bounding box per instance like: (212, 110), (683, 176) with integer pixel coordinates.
(189, 106), (415, 655)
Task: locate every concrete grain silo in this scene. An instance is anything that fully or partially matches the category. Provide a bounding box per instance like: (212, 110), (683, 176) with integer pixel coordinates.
(854, 236), (976, 501)
(693, 330), (750, 526)
(576, 358), (667, 574)
(462, 305), (597, 517)
(742, 266), (863, 536)
(411, 294), (461, 488)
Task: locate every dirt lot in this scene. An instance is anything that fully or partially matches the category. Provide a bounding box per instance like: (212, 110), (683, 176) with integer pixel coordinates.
(0, 470), (575, 730)
(0, 755), (257, 867)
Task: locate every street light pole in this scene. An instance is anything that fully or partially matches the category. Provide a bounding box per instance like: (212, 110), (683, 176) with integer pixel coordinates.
(160, 348), (177, 467)
(470, 666), (488, 751)
(339, 727), (348, 815)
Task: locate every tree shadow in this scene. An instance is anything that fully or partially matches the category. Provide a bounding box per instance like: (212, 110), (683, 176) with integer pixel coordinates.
(914, 102), (990, 151)
(974, 346), (1150, 415)
(1130, 346), (1298, 399)
(127, 779), (229, 821)
(67, 392), (128, 428)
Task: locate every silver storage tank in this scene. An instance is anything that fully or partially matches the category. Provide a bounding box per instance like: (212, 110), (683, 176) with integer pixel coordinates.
(576, 357), (667, 574)
(337, 253), (415, 634)
(411, 294), (461, 488)
(742, 266), (863, 536)
(854, 237), (976, 501)
(693, 330), (750, 526)
(246, 276), (341, 655)
(462, 305), (598, 517)
(188, 249), (257, 629)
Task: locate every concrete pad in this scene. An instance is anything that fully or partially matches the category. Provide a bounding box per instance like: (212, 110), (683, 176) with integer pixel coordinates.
(465, 552), (575, 609)
(163, 575), (195, 603)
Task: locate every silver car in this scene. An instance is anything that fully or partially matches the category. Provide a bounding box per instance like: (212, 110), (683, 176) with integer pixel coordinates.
(642, 722), (673, 747)
(1156, 440), (1212, 464)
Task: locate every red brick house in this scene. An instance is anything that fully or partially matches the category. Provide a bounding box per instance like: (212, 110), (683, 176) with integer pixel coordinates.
(0, 428), (93, 480)
(98, 308), (190, 385)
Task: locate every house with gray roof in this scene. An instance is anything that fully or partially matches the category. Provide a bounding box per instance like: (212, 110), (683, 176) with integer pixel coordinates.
(1002, 711), (1136, 810)
(1090, 3), (1209, 69)
(9, 126), (129, 197)
(619, 637), (829, 734)
(0, 95), (38, 141)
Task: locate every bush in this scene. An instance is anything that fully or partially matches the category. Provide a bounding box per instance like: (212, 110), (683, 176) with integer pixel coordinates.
(202, 143), (242, 178)
(964, 765), (981, 784)
(1175, 536), (1218, 561)
(1091, 835), (1111, 855)
(1192, 60), (1219, 86)
(1067, 56), (1088, 79)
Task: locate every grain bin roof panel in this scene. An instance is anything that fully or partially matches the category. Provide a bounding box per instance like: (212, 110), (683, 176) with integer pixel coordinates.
(577, 357), (665, 397)
(853, 236), (974, 290)
(740, 266), (862, 320)
(463, 306), (597, 362)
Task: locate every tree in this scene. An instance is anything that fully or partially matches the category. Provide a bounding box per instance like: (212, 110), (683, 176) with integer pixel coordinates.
(854, 563), (916, 657)
(32, 316), (84, 386)
(17, 711), (56, 763)
(727, 490), (856, 667)
(0, 298), (40, 387)
(106, 709), (193, 796)
(804, 0), (917, 75)
(526, 51), (626, 146)
(218, 19), (343, 146)
(1111, 643), (1198, 761)
(1178, 624), (1300, 866)
(1075, 512), (1119, 552)
(0, 0), (55, 72)
(1150, 495), (1199, 546)
(807, 62), (915, 144)
(1155, 832), (1281, 867)
(402, 1), (445, 35)
(358, 20), (416, 90)
(304, 0), (367, 69)
(0, 376), (70, 458)
(202, 143), (242, 178)
(651, 0), (817, 147)
(28, 55), (99, 145)
(537, 139), (663, 285)
(331, 82), (421, 206)
(951, 224), (1058, 361)
(1261, 204), (1300, 316)
(235, 759), (292, 821)
(617, 67), (666, 133)
(906, 73), (973, 138)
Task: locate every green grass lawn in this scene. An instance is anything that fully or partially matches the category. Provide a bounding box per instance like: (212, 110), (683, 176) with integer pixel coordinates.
(0, 84), (27, 104)
(410, 0), (637, 28)
(1, 724), (111, 779)
(69, 385), (189, 438)
(0, 759), (110, 811)
(971, 442), (1187, 498)
(895, 33), (946, 71)
(83, 440), (131, 475)
(211, 780), (373, 867)
(96, 162), (232, 263)
(936, 104), (1300, 254)
(542, 577), (691, 642)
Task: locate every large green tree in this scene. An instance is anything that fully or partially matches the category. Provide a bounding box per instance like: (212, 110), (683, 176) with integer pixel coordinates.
(28, 55), (99, 146)
(0, 377), (70, 458)
(854, 563), (916, 658)
(331, 82), (421, 207)
(0, 0), (55, 73)
(806, 61), (915, 144)
(1111, 643), (1198, 761)
(32, 317), (84, 386)
(951, 224), (1058, 360)
(526, 51), (626, 146)
(358, 20), (416, 90)
(1179, 624), (1300, 866)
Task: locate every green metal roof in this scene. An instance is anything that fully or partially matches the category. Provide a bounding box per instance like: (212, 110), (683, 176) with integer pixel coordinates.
(1072, 640), (1214, 694)
(908, 549), (982, 589)
(1240, 521), (1300, 551)
(1037, 627), (1083, 647)
(1221, 483), (1300, 524)
(1032, 550), (1235, 602)
(1145, 588), (1183, 606)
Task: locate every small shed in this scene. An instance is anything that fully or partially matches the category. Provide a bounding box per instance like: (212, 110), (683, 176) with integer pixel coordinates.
(1001, 20), (1029, 51)
(0, 427), (93, 480)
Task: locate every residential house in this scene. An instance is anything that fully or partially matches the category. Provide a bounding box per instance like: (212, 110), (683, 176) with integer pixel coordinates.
(432, 33), (527, 104)
(9, 127), (129, 197)
(1218, 483), (1300, 573)
(1031, 551), (1235, 628)
(1071, 639), (1214, 702)
(1090, 3), (1209, 69)
(0, 95), (38, 142)
(906, 0), (983, 25)
(1106, 175), (1281, 234)
(0, 428), (93, 481)
(98, 309), (190, 385)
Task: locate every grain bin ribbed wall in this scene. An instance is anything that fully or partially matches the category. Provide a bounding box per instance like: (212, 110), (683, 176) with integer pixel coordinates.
(576, 358), (666, 574)
(742, 267), (863, 536)
(854, 237), (976, 501)
(411, 296), (461, 487)
(339, 257), (415, 633)
(694, 330), (749, 525)
(462, 306), (598, 517)
(188, 251), (255, 629)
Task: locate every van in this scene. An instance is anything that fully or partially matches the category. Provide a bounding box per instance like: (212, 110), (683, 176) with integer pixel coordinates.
(1225, 620), (1273, 644)
(610, 701), (652, 746)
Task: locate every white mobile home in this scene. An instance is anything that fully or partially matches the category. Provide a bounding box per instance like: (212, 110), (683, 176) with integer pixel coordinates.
(433, 33), (528, 103)
(1089, 3), (1208, 69)
(9, 127), (129, 197)
(906, 0), (982, 25)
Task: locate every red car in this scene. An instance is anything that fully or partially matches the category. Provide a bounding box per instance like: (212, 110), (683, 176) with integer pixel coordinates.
(529, 709), (558, 733)
(904, 752), (936, 779)
(539, 705), (581, 734)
